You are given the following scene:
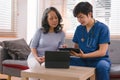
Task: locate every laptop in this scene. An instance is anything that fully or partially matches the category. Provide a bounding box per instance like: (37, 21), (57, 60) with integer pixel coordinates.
(45, 51), (70, 68)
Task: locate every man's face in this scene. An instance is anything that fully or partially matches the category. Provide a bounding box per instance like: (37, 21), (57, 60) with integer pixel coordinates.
(76, 12), (92, 26)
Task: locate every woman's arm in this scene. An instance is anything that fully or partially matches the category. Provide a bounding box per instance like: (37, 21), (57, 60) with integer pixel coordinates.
(74, 43), (79, 48)
(31, 48), (45, 63)
(31, 48), (38, 59)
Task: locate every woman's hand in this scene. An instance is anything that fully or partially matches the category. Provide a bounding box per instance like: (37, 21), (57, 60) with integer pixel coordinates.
(70, 49), (85, 58)
(60, 44), (67, 48)
(36, 56), (45, 63)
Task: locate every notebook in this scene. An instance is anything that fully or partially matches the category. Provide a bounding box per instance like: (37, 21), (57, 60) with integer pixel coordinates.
(45, 51), (70, 68)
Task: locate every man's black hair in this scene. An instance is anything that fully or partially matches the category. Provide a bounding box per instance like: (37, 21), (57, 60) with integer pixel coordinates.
(73, 2), (93, 17)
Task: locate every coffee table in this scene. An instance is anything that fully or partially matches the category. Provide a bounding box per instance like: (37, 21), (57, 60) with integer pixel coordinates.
(21, 66), (95, 80)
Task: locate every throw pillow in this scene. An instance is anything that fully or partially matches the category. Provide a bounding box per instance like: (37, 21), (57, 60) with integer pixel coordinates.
(2, 38), (31, 60)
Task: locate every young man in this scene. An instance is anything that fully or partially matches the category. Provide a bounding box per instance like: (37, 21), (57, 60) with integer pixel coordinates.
(70, 2), (111, 80)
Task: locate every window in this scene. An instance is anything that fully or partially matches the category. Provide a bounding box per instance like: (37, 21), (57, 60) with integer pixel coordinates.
(27, 0), (38, 43)
(0, 0), (17, 37)
(65, 0), (120, 39)
(38, 0), (120, 39)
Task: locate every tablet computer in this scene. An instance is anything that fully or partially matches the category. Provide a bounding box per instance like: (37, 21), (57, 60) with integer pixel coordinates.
(58, 48), (80, 53)
(45, 51), (70, 68)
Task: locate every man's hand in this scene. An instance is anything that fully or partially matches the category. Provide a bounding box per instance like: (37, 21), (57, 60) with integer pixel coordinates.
(70, 49), (85, 58)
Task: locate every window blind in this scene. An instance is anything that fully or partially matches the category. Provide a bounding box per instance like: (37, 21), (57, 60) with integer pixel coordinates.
(65, 0), (120, 37)
(95, 0), (120, 36)
(109, 0), (120, 35)
(0, 0), (17, 37)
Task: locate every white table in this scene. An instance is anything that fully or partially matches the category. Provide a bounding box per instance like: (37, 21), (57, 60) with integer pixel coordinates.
(21, 66), (95, 80)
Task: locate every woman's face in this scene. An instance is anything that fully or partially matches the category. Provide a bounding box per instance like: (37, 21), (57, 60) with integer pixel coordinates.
(76, 12), (91, 26)
(47, 11), (59, 29)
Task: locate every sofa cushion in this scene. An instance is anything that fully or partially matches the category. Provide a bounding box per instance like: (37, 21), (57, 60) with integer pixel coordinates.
(109, 40), (120, 64)
(1, 38), (31, 60)
(2, 60), (29, 70)
(110, 64), (120, 78)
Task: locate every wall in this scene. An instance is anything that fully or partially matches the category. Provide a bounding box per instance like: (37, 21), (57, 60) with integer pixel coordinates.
(17, 0), (27, 40)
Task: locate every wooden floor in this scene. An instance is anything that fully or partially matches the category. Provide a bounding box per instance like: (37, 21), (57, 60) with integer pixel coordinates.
(0, 74), (21, 80)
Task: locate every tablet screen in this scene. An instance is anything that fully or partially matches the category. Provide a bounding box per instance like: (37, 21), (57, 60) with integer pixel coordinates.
(59, 48), (80, 53)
